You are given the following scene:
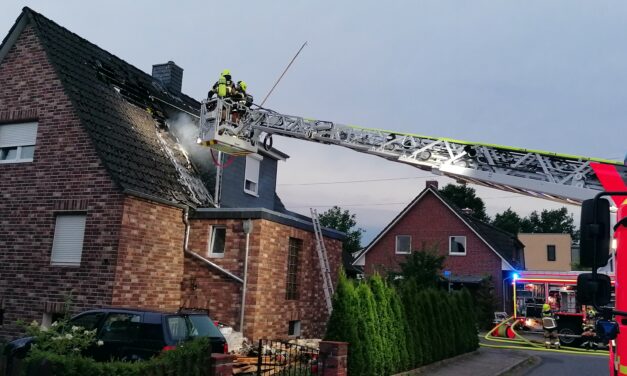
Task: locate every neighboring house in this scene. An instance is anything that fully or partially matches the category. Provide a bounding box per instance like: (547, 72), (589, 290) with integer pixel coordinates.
(0, 7), (342, 342)
(518, 233), (572, 271)
(353, 181), (524, 310)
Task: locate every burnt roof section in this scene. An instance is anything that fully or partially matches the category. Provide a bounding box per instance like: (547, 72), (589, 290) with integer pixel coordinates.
(13, 7), (212, 207)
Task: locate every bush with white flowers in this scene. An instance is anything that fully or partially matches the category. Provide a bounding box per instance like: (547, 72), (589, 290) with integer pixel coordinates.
(22, 319), (100, 356)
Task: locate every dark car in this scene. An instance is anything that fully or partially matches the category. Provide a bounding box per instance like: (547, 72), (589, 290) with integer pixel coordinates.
(4, 308), (227, 368)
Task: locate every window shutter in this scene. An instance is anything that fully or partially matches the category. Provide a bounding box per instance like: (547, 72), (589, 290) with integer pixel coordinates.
(0, 122), (38, 147)
(244, 155), (262, 194)
(51, 214), (86, 266)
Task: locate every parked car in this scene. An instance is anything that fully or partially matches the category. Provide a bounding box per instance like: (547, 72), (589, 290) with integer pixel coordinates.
(4, 308), (227, 369)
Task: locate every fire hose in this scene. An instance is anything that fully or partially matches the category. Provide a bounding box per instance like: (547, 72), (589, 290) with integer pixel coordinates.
(480, 316), (609, 356)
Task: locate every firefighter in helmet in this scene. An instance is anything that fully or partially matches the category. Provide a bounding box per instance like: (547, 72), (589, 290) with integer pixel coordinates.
(207, 69), (235, 99)
(542, 303), (560, 349)
(581, 306), (598, 349)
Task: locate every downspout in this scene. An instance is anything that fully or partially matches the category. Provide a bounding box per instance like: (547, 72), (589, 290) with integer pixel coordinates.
(240, 219), (253, 332)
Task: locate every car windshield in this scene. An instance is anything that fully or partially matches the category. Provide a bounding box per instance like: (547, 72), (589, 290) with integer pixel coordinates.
(166, 315), (222, 342)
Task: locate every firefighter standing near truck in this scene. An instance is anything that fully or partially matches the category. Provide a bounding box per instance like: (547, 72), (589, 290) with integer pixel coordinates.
(542, 303), (560, 349)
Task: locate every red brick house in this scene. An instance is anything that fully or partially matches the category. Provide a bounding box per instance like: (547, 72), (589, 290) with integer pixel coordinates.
(353, 182), (524, 310)
(0, 8), (342, 342)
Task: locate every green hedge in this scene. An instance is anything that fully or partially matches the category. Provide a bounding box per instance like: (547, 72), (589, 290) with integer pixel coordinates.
(21, 337), (211, 376)
(324, 273), (478, 375)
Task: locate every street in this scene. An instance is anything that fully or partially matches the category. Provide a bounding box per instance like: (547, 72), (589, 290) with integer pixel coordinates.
(517, 350), (609, 376)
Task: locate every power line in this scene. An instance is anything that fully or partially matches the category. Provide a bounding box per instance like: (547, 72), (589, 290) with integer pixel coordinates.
(277, 175), (437, 186)
(285, 194), (531, 209)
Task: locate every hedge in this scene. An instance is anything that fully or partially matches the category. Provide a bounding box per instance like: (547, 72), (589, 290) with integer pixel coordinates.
(21, 337), (211, 376)
(325, 275), (478, 375)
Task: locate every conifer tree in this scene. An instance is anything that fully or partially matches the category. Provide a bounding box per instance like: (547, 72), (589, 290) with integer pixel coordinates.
(356, 282), (383, 376)
(324, 272), (363, 375)
(369, 275), (395, 375)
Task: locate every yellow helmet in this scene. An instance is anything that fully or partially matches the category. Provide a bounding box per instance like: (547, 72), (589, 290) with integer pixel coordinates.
(238, 81), (247, 91)
(542, 303), (550, 312)
(221, 69), (231, 76)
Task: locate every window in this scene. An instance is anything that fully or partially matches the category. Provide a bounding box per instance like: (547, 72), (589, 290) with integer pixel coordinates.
(51, 214), (87, 266)
(100, 313), (141, 341)
(288, 320), (301, 337)
(449, 236), (467, 255)
(395, 235), (411, 254)
(208, 226), (226, 257)
(244, 154), (262, 196)
(547, 245), (556, 261)
(70, 312), (106, 330)
(286, 238), (302, 300)
(0, 122), (38, 163)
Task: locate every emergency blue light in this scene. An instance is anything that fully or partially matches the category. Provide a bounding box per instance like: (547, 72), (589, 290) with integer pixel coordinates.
(512, 273), (519, 280)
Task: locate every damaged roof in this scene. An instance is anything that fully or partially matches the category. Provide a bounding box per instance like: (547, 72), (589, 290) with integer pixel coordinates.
(1, 7), (213, 207)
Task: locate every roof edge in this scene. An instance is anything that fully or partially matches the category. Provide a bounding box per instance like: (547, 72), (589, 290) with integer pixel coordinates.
(0, 9), (29, 65)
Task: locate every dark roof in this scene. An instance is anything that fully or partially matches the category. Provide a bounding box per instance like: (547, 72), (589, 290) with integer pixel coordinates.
(354, 187), (524, 269)
(461, 214), (525, 270)
(5, 8), (214, 207)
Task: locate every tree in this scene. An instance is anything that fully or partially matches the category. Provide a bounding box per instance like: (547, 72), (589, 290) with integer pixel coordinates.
(520, 207), (575, 236)
(491, 208), (522, 235)
(318, 206), (364, 254)
(438, 184), (490, 222)
(391, 246), (445, 289)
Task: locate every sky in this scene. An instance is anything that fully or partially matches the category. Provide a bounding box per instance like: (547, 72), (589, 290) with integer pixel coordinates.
(3, 1), (626, 244)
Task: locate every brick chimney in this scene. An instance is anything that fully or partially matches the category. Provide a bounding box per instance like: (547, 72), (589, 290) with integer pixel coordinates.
(426, 180), (439, 190)
(152, 61), (183, 95)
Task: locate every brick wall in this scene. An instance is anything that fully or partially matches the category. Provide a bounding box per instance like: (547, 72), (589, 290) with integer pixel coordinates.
(183, 219), (245, 327)
(0, 25), (124, 340)
(365, 191), (504, 306)
(183, 218), (342, 341)
(112, 196), (184, 311)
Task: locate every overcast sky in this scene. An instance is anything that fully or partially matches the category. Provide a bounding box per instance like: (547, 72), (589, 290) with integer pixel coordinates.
(3, 1), (626, 244)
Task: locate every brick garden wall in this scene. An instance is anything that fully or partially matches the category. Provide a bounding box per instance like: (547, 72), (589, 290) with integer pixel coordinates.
(0, 25), (124, 340)
(183, 218), (343, 341)
(112, 196), (185, 311)
(365, 191), (504, 307)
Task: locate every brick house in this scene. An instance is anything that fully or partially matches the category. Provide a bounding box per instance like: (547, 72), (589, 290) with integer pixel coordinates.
(352, 182), (525, 310)
(0, 7), (342, 342)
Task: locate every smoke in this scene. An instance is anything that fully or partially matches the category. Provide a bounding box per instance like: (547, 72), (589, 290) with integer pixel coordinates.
(166, 111), (218, 201)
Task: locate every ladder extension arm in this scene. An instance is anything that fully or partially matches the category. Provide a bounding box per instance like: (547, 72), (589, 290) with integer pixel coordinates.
(198, 98), (627, 205)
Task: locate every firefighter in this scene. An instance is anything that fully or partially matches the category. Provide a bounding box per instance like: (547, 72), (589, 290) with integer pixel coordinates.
(207, 69), (235, 99)
(542, 303), (560, 349)
(581, 307), (597, 349)
(231, 81), (253, 124)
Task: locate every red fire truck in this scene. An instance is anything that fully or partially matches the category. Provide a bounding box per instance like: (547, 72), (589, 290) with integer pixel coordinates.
(513, 271), (615, 347)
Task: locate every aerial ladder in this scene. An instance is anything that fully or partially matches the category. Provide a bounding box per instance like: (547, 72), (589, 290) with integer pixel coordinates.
(198, 98), (627, 207)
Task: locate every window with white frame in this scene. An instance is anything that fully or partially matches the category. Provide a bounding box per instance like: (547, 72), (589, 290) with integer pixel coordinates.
(244, 154), (262, 196)
(50, 214), (87, 266)
(449, 236), (467, 255)
(0, 122), (38, 163)
(208, 226), (226, 257)
(395, 235), (411, 254)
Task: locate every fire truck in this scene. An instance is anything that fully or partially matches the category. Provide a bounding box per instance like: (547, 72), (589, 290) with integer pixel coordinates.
(513, 271), (615, 347)
(188, 97), (627, 373)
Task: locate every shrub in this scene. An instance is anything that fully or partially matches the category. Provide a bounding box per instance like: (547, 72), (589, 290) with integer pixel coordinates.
(22, 337), (212, 376)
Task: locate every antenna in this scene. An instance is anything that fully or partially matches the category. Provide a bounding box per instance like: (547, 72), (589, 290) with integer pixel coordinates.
(260, 41), (308, 107)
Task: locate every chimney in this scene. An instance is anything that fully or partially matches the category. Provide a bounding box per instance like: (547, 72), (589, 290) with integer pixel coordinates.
(152, 61), (183, 95)
(426, 180), (439, 190)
